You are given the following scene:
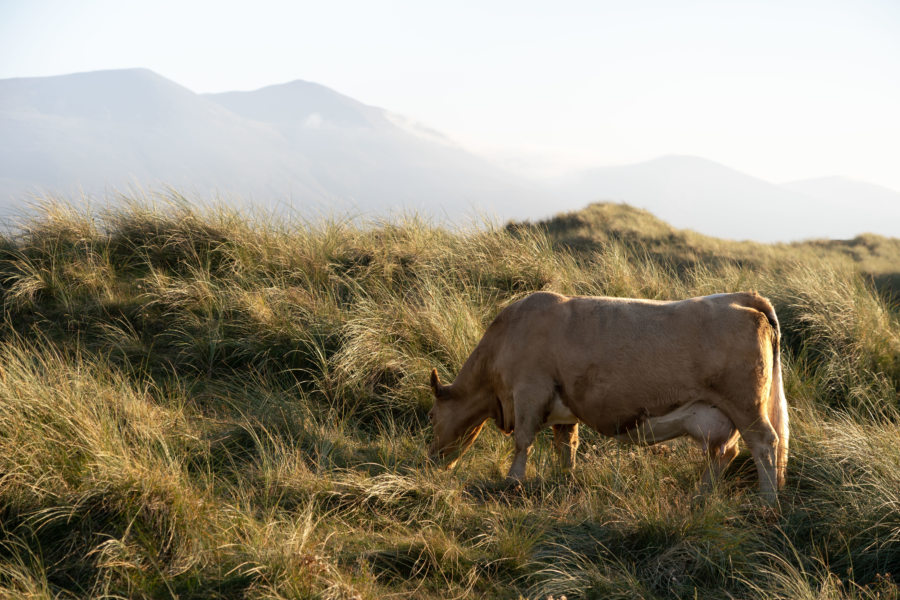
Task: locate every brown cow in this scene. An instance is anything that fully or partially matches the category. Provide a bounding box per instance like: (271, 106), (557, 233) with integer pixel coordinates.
(428, 291), (789, 503)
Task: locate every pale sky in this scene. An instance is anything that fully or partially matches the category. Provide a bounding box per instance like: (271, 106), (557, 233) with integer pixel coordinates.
(2, 0), (899, 189)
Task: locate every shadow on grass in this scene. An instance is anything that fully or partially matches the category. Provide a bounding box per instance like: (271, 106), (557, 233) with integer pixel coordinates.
(462, 476), (564, 507)
(0, 488), (252, 598)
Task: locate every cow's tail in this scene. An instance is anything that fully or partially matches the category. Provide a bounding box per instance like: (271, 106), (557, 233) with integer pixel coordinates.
(746, 294), (789, 489)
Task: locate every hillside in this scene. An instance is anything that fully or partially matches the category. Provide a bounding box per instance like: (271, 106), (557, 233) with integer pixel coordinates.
(0, 197), (898, 598)
(517, 202), (900, 292)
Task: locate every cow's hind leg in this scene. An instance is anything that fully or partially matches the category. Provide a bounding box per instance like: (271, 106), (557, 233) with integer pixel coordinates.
(720, 395), (780, 504)
(552, 424), (579, 473)
(507, 384), (552, 482)
(740, 422), (779, 504)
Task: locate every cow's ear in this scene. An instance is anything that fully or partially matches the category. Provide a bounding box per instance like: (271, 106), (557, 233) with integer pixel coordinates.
(430, 368), (446, 399)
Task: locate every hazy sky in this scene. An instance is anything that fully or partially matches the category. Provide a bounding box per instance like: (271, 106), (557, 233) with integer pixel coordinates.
(2, 0), (899, 189)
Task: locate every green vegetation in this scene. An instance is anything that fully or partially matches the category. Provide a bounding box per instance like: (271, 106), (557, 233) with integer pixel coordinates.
(0, 196), (898, 599)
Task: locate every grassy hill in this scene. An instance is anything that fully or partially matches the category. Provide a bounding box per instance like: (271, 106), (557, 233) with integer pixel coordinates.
(0, 197), (898, 599)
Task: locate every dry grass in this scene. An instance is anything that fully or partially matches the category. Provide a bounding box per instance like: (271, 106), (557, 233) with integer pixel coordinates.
(0, 195), (898, 598)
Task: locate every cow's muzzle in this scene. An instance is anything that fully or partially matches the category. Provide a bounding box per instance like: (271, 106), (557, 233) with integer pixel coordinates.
(427, 443), (450, 468)
(427, 444), (444, 464)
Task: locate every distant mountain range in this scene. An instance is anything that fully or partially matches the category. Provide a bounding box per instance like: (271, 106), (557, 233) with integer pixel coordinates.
(2, 68), (898, 241)
(558, 156), (900, 241)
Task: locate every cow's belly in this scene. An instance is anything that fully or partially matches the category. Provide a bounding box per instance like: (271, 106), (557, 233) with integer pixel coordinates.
(566, 375), (706, 436)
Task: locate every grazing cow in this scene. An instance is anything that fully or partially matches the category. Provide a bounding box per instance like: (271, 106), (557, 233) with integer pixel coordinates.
(428, 291), (789, 503)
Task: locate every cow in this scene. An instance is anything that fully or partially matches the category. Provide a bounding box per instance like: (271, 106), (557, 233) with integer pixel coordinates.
(427, 291), (789, 504)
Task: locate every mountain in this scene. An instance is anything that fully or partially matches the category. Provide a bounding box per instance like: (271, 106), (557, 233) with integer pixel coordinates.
(781, 177), (900, 239)
(559, 155), (900, 241)
(558, 156), (814, 242)
(0, 69), (547, 220)
(0, 69), (317, 204)
(204, 80), (543, 219)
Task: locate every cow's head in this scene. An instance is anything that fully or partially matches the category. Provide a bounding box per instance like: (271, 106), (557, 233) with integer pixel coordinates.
(427, 368), (487, 468)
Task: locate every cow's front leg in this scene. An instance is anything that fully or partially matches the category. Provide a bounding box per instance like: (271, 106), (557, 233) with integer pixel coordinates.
(506, 389), (547, 482)
(552, 424), (579, 472)
(507, 425), (538, 482)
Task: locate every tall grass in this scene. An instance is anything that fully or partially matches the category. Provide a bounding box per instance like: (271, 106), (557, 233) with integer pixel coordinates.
(0, 196), (898, 598)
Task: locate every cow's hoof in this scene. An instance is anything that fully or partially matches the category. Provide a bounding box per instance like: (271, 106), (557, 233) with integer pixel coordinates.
(756, 501), (781, 520)
(503, 476), (524, 490)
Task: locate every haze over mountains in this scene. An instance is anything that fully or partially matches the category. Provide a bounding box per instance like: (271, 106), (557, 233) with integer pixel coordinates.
(2, 68), (898, 241)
